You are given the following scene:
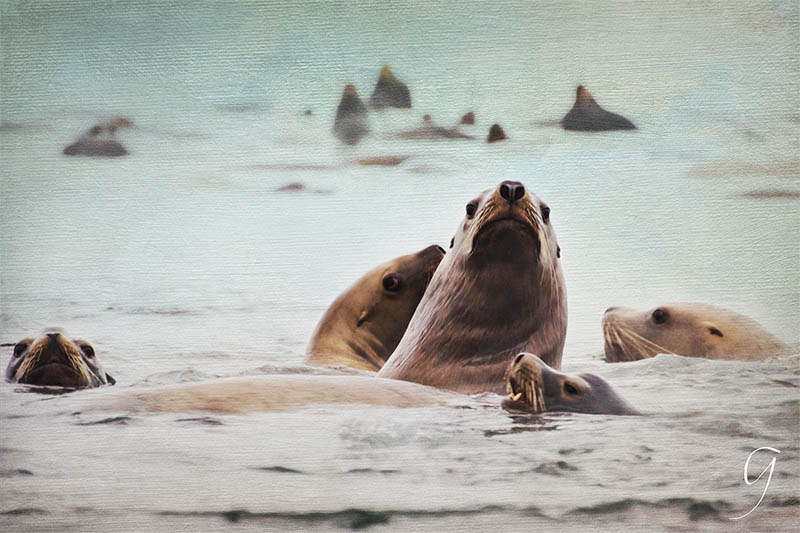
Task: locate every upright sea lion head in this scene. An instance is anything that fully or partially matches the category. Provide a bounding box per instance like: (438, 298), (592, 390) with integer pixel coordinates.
(307, 245), (446, 371)
(602, 303), (794, 362)
(502, 353), (638, 415)
(5, 329), (115, 389)
(379, 181), (567, 393)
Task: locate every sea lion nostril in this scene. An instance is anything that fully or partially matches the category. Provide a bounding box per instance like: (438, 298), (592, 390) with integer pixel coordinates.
(499, 183), (510, 200)
(513, 185), (525, 200)
(46, 332), (61, 343)
(498, 180), (524, 204)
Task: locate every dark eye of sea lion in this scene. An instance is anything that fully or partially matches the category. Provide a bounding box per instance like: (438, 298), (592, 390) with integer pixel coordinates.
(541, 205), (550, 223)
(465, 202), (477, 219)
(80, 344), (95, 358)
(557, 246), (561, 258)
(449, 237), (454, 249)
(708, 327), (724, 337)
(382, 274), (402, 292)
(652, 309), (669, 324)
(13, 343), (27, 357)
(564, 381), (579, 396)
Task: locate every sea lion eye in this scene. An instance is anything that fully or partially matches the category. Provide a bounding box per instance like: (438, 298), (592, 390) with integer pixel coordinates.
(708, 327), (723, 337)
(13, 343), (27, 357)
(80, 345), (95, 358)
(465, 202), (477, 219)
(382, 274), (402, 292)
(564, 382), (579, 396)
(449, 237), (454, 249)
(556, 246), (561, 258)
(541, 205), (550, 222)
(652, 309), (669, 324)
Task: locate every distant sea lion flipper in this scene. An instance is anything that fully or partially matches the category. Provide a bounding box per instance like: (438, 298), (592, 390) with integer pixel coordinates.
(561, 85), (636, 132)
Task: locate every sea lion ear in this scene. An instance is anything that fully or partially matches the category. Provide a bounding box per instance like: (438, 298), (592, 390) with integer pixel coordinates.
(703, 322), (724, 337)
(449, 236), (454, 249)
(357, 308), (370, 327)
(105, 373), (117, 385)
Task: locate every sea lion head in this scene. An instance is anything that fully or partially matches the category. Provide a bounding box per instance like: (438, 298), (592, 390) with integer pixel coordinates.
(5, 329), (115, 389)
(602, 303), (793, 362)
(307, 245), (446, 371)
(502, 353), (638, 415)
(379, 181), (567, 393)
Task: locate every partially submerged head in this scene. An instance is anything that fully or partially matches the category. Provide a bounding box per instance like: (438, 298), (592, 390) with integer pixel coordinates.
(602, 303), (793, 362)
(5, 329), (114, 389)
(503, 353), (638, 415)
(308, 245), (446, 371)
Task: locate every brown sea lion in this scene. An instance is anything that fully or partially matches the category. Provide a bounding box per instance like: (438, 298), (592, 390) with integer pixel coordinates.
(460, 111), (475, 125)
(561, 86), (635, 132)
(5, 329), (115, 389)
(63, 117), (133, 156)
(307, 245), (446, 371)
(332, 84), (370, 145)
(88, 374), (460, 414)
(502, 353), (638, 415)
(379, 181), (567, 394)
(395, 114), (473, 140)
(602, 303), (795, 362)
(368, 65), (411, 109)
(487, 123), (507, 143)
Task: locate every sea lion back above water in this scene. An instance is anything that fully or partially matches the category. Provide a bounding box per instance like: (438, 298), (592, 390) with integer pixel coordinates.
(602, 303), (795, 362)
(379, 181), (567, 394)
(5, 329), (115, 389)
(307, 245), (446, 371)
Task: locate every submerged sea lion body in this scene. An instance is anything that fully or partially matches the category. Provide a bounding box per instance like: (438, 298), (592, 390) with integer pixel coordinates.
(379, 181), (567, 394)
(63, 117), (133, 157)
(307, 245), (446, 371)
(396, 115), (473, 140)
(503, 353), (638, 415)
(369, 65), (411, 109)
(332, 84), (370, 145)
(5, 329), (115, 389)
(561, 86), (635, 132)
(602, 303), (794, 362)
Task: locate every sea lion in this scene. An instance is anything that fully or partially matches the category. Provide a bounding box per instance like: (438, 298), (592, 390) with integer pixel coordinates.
(368, 65), (412, 109)
(561, 86), (636, 132)
(5, 329), (115, 389)
(87, 374), (460, 414)
(332, 84), (370, 145)
(460, 111), (475, 125)
(487, 123), (507, 143)
(602, 303), (795, 362)
(502, 353), (638, 415)
(307, 245), (446, 371)
(63, 117), (133, 156)
(379, 181), (567, 394)
(396, 114), (473, 140)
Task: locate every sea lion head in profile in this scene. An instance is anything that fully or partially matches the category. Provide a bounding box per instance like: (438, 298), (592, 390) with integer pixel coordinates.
(379, 181), (567, 394)
(307, 245), (446, 371)
(602, 303), (795, 362)
(502, 353), (638, 415)
(5, 329), (115, 389)
(63, 116), (133, 157)
(561, 85), (636, 132)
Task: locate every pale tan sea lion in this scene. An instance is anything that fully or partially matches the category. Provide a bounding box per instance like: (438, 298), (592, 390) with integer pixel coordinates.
(307, 245), (446, 371)
(502, 353), (638, 415)
(561, 86), (635, 132)
(602, 303), (795, 362)
(379, 181), (567, 394)
(368, 65), (411, 109)
(5, 329), (115, 389)
(63, 117), (133, 156)
(332, 84), (370, 145)
(85, 375), (460, 414)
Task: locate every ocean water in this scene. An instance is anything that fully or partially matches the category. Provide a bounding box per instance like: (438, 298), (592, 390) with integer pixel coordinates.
(1, 1), (799, 531)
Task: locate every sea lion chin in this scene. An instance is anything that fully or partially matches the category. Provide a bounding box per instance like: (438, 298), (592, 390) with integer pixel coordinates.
(379, 180), (566, 394)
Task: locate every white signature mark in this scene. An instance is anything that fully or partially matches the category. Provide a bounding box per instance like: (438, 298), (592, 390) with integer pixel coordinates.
(730, 446), (780, 520)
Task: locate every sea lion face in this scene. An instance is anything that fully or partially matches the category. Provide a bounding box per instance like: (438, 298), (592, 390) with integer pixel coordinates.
(451, 180), (558, 276)
(5, 329), (114, 389)
(307, 245), (446, 371)
(602, 303), (792, 362)
(503, 353), (638, 415)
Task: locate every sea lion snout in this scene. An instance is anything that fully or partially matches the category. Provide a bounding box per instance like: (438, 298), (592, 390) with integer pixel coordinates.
(46, 332), (62, 343)
(498, 180), (525, 205)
